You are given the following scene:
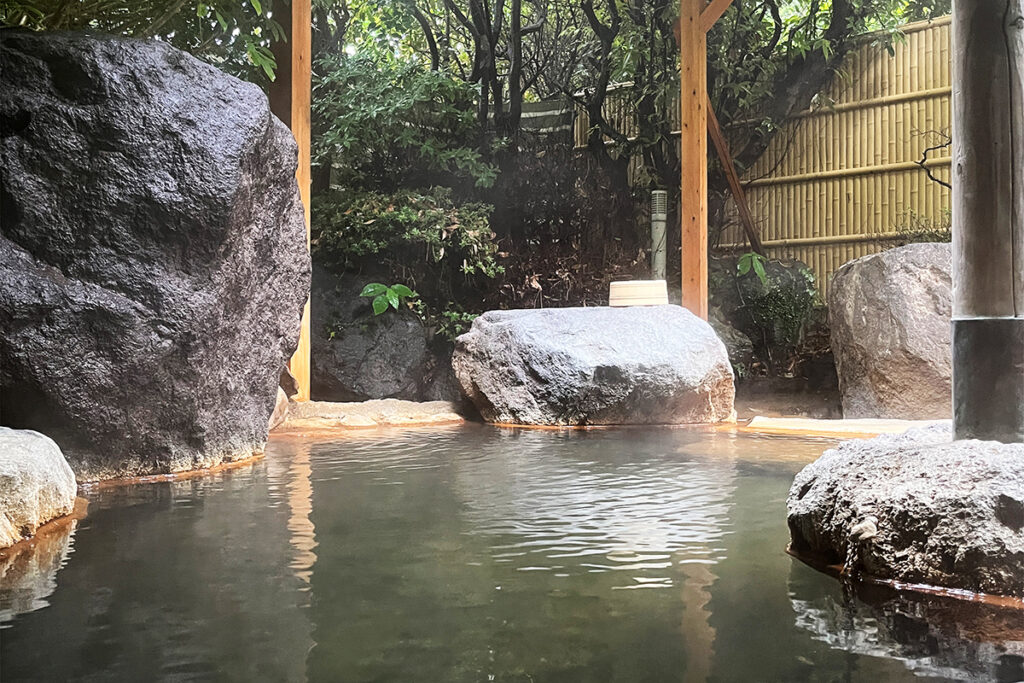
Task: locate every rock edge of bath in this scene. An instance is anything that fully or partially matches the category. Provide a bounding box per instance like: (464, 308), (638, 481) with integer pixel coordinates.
(0, 427), (78, 549)
(787, 424), (1024, 598)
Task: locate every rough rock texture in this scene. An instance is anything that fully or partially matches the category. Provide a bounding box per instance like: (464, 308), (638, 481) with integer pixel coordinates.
(0, 33), (310, 480)
(453, 306), (735, 425)
(788, 425), (1024, 597)
(0, 428), (77, 548)
(268, 388), (289, 431)
(311, 268), (459, 402)
(829, 243), (951, 419)
(709, 309), (754, 372)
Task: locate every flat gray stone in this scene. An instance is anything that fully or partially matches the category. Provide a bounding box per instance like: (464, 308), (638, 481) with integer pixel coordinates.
(788, 425), (1024, 597)
(0, 428), (77, 549)
(452, 306), (735, 425)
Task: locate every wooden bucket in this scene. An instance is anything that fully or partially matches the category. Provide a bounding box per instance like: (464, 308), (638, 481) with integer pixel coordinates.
(608, 280), (669, 307)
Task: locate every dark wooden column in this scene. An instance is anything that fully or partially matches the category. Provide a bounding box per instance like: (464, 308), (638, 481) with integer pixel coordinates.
(951, 1), (1024, 442)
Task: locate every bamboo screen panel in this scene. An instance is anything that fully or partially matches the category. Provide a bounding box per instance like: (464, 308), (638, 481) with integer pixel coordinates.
(720, 16), (952, 299)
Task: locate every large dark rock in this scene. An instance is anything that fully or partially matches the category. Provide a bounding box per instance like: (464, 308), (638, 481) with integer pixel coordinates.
(452, 306), (735, 425)
(829, 243), (951, 419)
(787, 425), (1024, 598)
(311, 268), (431, 402)
(0, 32), (310, 480)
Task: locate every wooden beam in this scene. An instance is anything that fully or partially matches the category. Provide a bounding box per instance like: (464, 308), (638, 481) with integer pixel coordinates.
(270, 0), (312, 402)
(680, 0), (708, 319)
(706, 98), (763, 255)
(700, 0), (733, 33)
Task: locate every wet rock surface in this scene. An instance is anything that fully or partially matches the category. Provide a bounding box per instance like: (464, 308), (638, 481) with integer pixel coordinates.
(310, 269), (460, 402)
(788, 425), (1024, 597)
(709, 309), (754, 373)
(452, 306), (735, 425)
(0, 32), (310, 480)
(0, 428), (77, 548)
(829, 243), (952, 419)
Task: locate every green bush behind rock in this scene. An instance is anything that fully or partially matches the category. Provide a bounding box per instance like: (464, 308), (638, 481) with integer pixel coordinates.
(710, 256), (818, 370)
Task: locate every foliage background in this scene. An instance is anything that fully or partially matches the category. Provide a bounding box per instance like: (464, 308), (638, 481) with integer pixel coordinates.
(2, 0), (952, 371)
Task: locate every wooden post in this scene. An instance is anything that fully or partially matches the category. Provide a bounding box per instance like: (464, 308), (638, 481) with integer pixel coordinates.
(951, 1), (1024, 442)
(270, 0), (313, 402)
(679, 0), (708, 319)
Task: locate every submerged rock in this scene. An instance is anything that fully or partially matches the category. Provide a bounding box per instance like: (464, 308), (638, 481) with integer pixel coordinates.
(452, 306), (734, 425)
(787, 425), (1024, 597)
(0, 428), (77, 548)
(829, 243), (951, 419)
(0, 32), (310, 479)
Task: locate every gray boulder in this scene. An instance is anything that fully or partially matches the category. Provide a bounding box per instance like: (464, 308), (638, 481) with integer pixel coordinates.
(0, 33), (310, 480)
(0, 428), (77, 549)
(829, 243), (951, 419)
(452, 306), (735, 425)
(787, 425), (1024, 598)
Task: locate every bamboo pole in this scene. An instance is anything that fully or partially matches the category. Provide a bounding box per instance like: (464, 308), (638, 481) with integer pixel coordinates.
(951, 1), (1024, 442)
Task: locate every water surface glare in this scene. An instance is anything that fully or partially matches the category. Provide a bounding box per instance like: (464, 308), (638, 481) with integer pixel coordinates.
(2, 425), (1022, 682)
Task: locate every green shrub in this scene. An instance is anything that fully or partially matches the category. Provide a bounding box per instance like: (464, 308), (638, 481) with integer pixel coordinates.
(313, 54), (497, 191)
(710, 256), (818, 370)
(312, 187), (502, 279)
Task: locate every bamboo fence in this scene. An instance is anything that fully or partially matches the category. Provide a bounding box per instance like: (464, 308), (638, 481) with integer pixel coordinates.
(717, 16), (953, 298)
(570, 17), (953, 299)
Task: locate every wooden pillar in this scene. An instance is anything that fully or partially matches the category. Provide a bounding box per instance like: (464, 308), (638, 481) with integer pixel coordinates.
(951, 1), (1024, 442)
(679, 0), (708, 319)
(270, 0), (313, 402)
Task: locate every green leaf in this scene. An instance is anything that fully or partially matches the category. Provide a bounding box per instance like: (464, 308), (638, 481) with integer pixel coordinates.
(214, 10), (228, 31)
(737, 255), (751, 275)
(371, 294), (389, 315)
(250, 0), (262, 15)
(386, 289), (400, 310)
(390, 284), (414, 298)
(196, 3), (207, 17)
(360, 283), (388, 298)
(752, 257), (767, 286)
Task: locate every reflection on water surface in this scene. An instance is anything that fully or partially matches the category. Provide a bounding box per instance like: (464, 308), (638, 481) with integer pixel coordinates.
(1, 425), (1019, 682)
